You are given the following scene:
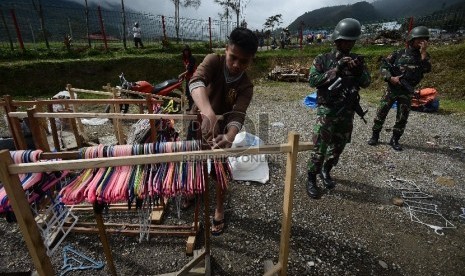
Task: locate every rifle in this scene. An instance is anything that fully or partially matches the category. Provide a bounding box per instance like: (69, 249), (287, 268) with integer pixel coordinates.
(381, 59), (415, 94)
(329, 77), (368, 123)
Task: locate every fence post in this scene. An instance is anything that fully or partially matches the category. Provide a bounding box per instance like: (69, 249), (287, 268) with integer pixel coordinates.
(97, 6), (108, 51)
(84, 0), (91, 48)
(162, 15), (167, 43)
(10, 9), (24, 52)
(406, 16), (414, 48)
(209, 17), (212, 51)
(120, 0), (127, 50)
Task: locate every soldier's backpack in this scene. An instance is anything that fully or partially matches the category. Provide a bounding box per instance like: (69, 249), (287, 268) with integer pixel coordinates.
(411, 87), (439, 112)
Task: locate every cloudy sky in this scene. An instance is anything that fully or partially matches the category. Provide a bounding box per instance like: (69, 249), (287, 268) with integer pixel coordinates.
(76, 0), (367, 30)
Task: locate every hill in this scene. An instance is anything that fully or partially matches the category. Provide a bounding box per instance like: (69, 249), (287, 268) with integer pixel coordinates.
(288, 0), (465, 31)
(372, 0), (464, 19)
(289, 1), (379, 30)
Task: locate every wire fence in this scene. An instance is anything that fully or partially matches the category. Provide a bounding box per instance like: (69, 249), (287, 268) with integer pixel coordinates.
(0, 2), (238, 50)
(0, 2), (464, 51)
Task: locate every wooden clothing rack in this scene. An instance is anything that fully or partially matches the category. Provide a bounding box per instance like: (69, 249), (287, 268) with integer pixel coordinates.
(0, 132), (313, 276)
(1, 82), (186, 151)
(1, 97), (196, 151)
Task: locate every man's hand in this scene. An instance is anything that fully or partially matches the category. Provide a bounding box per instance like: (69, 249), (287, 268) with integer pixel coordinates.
(337, 56), (364, 75)
(419, 40), (428, 60)
(390, 75), (402, 86)
(212, 133), (235, 149)
(201, 112), (219, 144)
(336, 57), (352, 71)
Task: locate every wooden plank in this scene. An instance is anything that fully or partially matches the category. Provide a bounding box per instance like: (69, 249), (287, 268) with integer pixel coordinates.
(66, 221), (193, 230)
(67, 84), (89, 144)
(117, 87), (181, 103)
(147, 95), (157, 143)
(27, 107), (50, 152)
(47, 104), (61, 151)
(263, 261), (281, 276)
(175, 249), (206, 276)
(113, 88), (125, 145)
(278, 132), (299, 276)
(40, 142), (313, 163)
(10, 144), (301, 174)
(186, 236), (196, 256)
(0, 150), (54, 276)
(68, 204), (164, 213)
(94, 211), (117, 276)
(62, 95), (82, 148)
(9, 111), (200, 120)
(65, 227), (196, 237)
(3, 95), (27, 149)
(8, 98), (155, 106)
(151, 207), (165, 224)
(65, 87), (113, 96)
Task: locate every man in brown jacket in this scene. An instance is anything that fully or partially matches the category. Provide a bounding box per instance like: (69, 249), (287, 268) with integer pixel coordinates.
(189, 27), (258, 235)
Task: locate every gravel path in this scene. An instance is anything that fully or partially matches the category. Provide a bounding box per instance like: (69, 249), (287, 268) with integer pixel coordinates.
(1, 82), (464, 275)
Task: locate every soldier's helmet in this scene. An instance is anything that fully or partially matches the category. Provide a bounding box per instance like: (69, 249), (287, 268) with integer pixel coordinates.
(134, 22), (139, 27)
(331, 18), (361, 41)
(408, 26), (430, 41)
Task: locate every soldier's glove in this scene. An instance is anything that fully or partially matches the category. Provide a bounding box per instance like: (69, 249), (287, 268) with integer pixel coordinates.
(413, 90), (421, 99)
(348, 58), (364, 76)
(336, 57), (351, 72)
(324, 68), (338, 84)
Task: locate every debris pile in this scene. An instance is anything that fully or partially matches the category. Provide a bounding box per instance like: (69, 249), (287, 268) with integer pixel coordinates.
(268, 66), (308, 82)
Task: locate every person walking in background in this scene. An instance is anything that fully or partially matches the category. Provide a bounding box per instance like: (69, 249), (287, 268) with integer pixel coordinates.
(316, 33), (323, 43)
(280, 30), (286, 49)
(133, 22), (144, 48)
(367, 26), (431, 151)
(307, 18), (371, 199)
(179, 45), (196, 110)
(188, 27), (258, 235)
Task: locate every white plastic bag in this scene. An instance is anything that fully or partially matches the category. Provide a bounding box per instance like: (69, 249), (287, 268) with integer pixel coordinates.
(228, 132), (269, 184)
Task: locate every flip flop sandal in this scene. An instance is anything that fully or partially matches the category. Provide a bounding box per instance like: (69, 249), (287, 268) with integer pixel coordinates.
(211, 218), (225, 236)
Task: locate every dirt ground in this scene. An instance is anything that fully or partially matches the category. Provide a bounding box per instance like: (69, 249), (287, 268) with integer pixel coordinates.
(1, 82), (465, 275)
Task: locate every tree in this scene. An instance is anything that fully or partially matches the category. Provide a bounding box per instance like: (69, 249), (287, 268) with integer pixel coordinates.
(31, 0), (49, 49)
(215, 0), (249, 27)
(263, 14), (283, 33)
(171, 0), (201, 42)
(215, 0), (232, 35)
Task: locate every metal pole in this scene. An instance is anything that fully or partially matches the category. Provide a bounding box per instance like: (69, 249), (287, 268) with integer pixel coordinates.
(84, 0), (91, 48)
(10, 9), (24, 51)
(121, 0), (127, 49)
(209, 17), (212, 51)
(97, 6), (108, 51)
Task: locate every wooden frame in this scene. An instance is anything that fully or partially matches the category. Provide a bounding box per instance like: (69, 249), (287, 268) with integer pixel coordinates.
(0, 132), (312, 275)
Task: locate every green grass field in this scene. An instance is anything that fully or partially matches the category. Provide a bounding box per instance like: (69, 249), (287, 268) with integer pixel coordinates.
(1, 40), (464, 113)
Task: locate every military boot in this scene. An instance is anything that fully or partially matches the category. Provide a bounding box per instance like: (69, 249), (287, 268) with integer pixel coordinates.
(320, 164), (336, 189)
(389, 135), (403, 151)
(306, 172), (319, 199)
(367, 131), (380, 146)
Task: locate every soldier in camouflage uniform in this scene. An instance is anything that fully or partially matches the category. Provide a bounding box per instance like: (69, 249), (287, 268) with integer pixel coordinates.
(306, 18), (371, 199)
(367, 26), (431, 151)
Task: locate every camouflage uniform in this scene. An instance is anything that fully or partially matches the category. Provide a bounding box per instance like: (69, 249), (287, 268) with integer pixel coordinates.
(308, 49), (371, 174)
(372, 48), (431, 137)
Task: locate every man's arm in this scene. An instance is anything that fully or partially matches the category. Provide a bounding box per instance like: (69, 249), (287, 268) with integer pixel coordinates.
(191, 85), (217, 141)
